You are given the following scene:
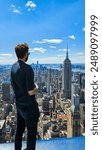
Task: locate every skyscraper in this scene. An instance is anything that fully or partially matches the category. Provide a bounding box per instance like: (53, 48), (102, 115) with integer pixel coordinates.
(47, 68), (51, 96)
(42, 96), (50, 115)
(2, 81), (11, 101)
(62, 47), (71, 99)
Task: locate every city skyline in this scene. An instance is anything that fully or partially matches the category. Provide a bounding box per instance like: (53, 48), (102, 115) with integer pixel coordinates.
(0, 41), (85, 141)
(0, 58), (85, 141)
(0, 0), (85, 64)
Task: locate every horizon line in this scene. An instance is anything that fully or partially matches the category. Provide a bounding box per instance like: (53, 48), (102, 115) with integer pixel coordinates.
(0, 63), (85, 66)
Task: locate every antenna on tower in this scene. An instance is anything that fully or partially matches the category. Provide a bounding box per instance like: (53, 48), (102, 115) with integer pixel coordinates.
(66, 44), (68, 59)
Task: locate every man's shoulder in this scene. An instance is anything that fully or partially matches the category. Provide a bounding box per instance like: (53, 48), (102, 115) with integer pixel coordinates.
(11, 61), (19, 70)
(11, 61), (33, 73)
(23, 63), (34, 76)
(25, 63), (33, 71)
(12, 61), (18, 66)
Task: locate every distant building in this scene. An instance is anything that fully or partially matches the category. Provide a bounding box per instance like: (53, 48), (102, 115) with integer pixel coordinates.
(72, 94), (81, 136)
(47, 68), (52, 96)
(0, 84), (2, 94)
(66, 106), (81, 137)
(81, 75), (85, 88)
(66, 108), (73, 137)
(80, 89), (85, 103)
(73, 72), (81, 85)
(62, 47), (71, 99)
(0, 120), (5, 143)
(37, 60), (39, 66)
(72, 94), (80, 107)
(0, 108), (5, 119)
(80, 104), (85, 135)
(72, 83), (80, 96)
(42, 96), (50, 115)
(2, 82), (11, 101)
(73, 111), (81, 137)
(66, 93), (81, 137)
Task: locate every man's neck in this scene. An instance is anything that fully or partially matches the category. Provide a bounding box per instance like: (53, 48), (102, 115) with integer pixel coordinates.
(18, 58), (25, 63)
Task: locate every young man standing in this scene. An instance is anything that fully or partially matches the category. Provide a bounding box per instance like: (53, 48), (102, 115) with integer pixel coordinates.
(11, 43), (40, 150)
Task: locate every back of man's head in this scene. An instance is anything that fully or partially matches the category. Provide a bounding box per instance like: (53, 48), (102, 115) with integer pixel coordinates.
(15, 43), (29, 59)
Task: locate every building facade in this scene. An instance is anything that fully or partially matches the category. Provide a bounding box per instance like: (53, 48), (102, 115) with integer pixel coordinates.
(62, 48), (72, 99)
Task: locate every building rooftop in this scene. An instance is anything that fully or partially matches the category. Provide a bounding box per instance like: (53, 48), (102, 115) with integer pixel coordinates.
(0, 136), (85, 150)
(0, 120), (5, 129)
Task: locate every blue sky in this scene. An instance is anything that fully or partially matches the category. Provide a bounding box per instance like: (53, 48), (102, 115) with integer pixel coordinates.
(0, 0), (85, 64)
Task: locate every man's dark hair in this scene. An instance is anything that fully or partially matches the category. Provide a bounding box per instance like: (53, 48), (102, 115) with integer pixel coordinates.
(15, 43), (29, 59)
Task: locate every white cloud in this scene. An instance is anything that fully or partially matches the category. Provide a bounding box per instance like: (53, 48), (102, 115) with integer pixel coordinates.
(27, 8), (31, 11)
(30, 47), (46, 53)
(13, 9), (21, 14)
(68, 35), (76, 40)
(11, 5), (21, 14)
(33, 39), (63, 44)
(44, 39), (63, 44)
(30, 56), (64, 64)
(71, 56), (85, 64)
(82, 27), (85, 31)
(76, 52), (84, 55)
(25, 1), (36, 11)
(11, 5), (15, 8)
(0, 53), (16, 64)
(70, 52), (85, 63)
(28, 54), (84, 64)
(29, 54), (84, 64)
(0, 53), (13, 57)
(57, 54), (65, 57)
(33, 40), (45, 44)
(59, 48), (71, 52)
(50, 46), (56, 49)
(0, 58), (14, 64)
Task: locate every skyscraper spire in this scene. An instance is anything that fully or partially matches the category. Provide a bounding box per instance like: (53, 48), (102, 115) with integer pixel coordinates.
(66, 45), (68, 59)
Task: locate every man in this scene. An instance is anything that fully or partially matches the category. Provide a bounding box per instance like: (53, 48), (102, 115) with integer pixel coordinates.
(11, 43), (40, 150)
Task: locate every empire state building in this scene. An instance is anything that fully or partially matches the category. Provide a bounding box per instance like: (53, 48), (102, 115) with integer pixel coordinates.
(62, 48), (71, 99)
